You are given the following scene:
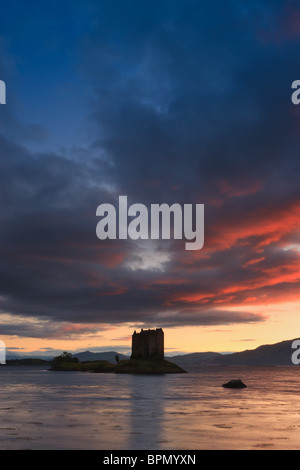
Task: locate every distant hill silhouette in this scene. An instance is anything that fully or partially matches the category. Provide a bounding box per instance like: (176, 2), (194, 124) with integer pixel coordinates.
(168, 352), (222, 365)
(6, 358), (50, 366)
(211, 338), (300, 366)
(72, 350), (129, 363)
(5, 338), (300, 367)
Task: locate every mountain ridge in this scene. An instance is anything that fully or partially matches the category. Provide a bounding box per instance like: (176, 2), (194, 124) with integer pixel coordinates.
(5, 338), (300, 366)
(210, 338), (300, 366)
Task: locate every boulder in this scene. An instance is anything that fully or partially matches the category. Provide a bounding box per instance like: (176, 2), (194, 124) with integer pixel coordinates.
(222, 379), (247, 388)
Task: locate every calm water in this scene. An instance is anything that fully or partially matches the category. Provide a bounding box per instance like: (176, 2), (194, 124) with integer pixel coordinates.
(1, 365), (300, 450)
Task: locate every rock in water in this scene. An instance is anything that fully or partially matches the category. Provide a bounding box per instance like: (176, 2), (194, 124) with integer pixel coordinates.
(222, 379), (247, 388)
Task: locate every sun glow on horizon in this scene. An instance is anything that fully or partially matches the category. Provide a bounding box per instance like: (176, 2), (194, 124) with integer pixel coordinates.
(3, 298), (300, 357)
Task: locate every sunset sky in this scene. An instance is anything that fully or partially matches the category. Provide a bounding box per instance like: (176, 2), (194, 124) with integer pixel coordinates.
(1, 0), (300, 358)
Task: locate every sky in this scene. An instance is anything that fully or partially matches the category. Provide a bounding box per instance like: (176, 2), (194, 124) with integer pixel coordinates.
(1, 0), (300, 357)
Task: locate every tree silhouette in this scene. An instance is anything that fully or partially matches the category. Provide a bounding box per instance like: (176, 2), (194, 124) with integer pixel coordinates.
(51, 351), (79, 369)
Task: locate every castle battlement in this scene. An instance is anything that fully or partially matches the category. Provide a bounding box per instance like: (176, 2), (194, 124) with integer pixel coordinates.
(131, 328), (164, 360)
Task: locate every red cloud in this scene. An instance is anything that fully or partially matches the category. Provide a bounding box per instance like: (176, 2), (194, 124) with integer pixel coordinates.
(161, 197), (300, 311)
(206, 199), (300, 253)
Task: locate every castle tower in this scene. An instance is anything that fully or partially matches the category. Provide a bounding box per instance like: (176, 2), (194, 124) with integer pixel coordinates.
(131, 328), (164, 360)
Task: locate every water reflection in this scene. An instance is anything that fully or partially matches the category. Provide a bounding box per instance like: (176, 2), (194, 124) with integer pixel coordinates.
(126, 374), (167, 449)
(2, 366), (300, 449)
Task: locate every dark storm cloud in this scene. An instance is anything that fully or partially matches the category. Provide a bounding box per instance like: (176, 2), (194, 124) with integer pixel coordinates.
(1, 0), (300, 336)
(79, 0), (300, 200)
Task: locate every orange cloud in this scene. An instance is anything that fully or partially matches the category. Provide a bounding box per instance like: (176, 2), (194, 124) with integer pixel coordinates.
(242, 256), (266, 268)
(206, 199), (300, 253)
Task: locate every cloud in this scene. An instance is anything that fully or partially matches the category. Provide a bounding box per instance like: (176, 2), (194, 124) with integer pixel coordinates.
(0, 1), (300, 340)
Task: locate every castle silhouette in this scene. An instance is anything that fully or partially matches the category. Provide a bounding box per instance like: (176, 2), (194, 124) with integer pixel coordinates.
(131, 328), (164, 360)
